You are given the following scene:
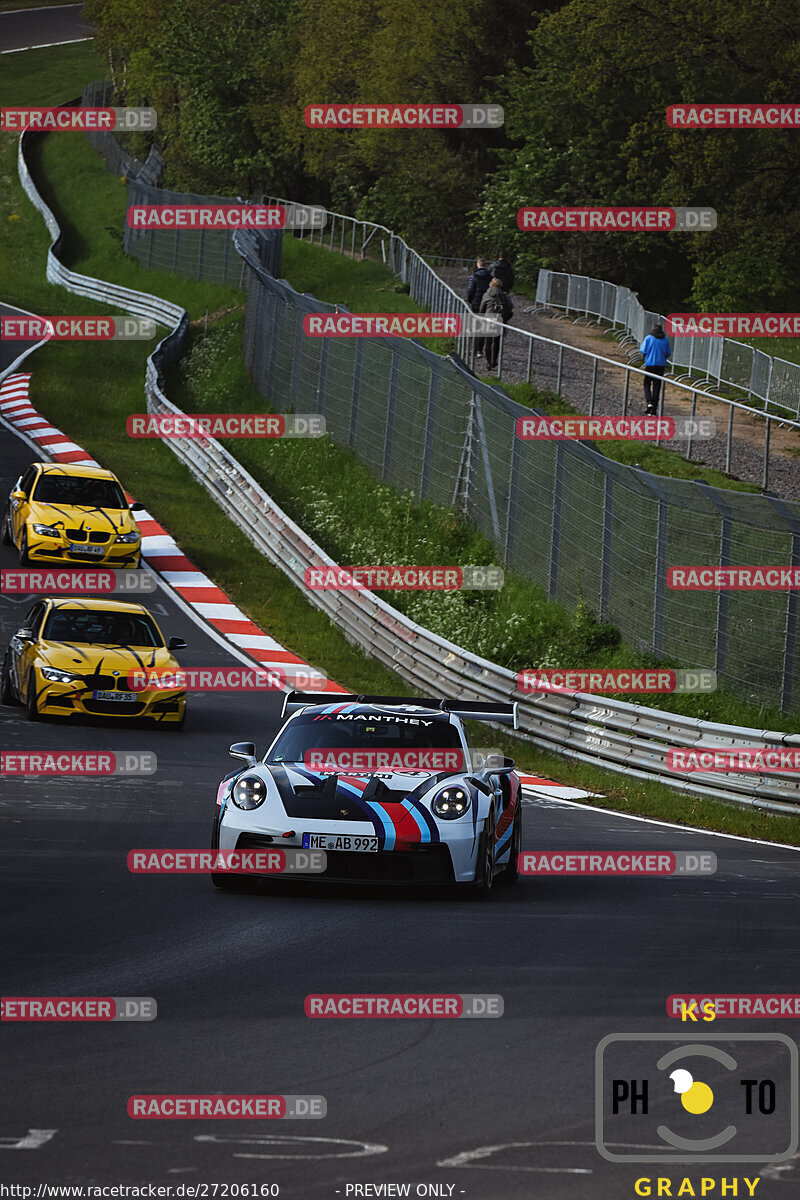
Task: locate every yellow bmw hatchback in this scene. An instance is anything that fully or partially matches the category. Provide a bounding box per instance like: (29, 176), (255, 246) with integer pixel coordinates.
(0, 598), (187, 726)
(1, 462), (143, 568)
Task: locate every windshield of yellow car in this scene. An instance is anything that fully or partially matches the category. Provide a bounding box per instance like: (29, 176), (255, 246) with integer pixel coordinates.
(32, 475), (127, 509)
(42, 609), (163, 647)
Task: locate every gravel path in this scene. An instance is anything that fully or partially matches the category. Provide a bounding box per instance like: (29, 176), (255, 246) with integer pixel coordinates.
(439, 264), (800, 504)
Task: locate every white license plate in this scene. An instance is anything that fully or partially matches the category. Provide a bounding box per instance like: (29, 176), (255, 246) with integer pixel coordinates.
(93, 690), (137, 703)
(302, 833), (379, 852)
(70, 543), (104, 555)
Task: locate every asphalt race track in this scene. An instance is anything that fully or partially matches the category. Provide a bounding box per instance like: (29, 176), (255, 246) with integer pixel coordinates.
(2, 410), (800, 1196)
(0, 4), (92, 55)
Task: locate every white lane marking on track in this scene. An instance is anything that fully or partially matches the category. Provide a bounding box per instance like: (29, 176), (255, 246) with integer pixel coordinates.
(527, 794), (800, 851)
(0, 1129), (57, 1149)
(1, 37), (94, 54)
(439, 1139), (663, 1171)
(194, 1133), (387, 1159)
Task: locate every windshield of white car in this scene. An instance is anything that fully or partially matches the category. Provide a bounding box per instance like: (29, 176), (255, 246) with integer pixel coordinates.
(32, 475), (128, 509)
(267, 713), (463, 762)
(42, 610), (163, 647)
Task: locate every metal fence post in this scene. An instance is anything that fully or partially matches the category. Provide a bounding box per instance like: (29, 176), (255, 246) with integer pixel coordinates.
(349, 339), (363, 449)
(695, 482), (731, 682)
(600, 472), (614, 620)
(452, 392), (476, 517)
(419, 370), (439, 500)
(381, 355), (399, 480)
(764, 496), (800, 711)
(763, 417), (771, 491)
(504, 433), (521, 560)
(548, 441), (564, 599)
(556, 344), (564, 393)
(472, 393), (501, 542)
(589, 357), (598, 416)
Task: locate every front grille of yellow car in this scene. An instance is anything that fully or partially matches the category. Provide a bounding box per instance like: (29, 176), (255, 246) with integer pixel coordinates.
(82, 698), (146, 716)
(65, 529), (112, 544)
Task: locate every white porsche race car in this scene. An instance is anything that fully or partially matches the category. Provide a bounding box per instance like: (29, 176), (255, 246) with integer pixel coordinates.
(212, 692), (522, 894)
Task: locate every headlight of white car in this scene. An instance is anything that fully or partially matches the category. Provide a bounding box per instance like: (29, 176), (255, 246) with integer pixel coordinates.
(431, 785), (471, 819)
(232, 774), (267, 810)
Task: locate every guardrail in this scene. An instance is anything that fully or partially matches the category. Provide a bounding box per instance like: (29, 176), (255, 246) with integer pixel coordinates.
(16, 120), (800, 815)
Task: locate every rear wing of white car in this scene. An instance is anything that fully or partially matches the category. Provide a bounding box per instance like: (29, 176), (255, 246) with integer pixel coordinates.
(281, 691), (518, 729)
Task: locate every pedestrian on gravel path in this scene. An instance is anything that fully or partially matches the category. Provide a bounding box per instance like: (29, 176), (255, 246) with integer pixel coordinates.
(467, 257), (493, 360)
(490, 250), (515, 294)
(479, 278), (514, 371)
(639, 323), (671, 414)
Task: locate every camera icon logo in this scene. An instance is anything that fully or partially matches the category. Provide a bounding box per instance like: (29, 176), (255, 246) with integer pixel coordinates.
(595, 1033), (798, 1163)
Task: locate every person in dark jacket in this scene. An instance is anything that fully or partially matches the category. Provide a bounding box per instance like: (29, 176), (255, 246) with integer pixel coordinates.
(467, 258), (493, 358)
(467, 258), (492, 311)
(478, 278), (513, 371)
(639, 323), (672, 414)
(489, 250), (515, 294)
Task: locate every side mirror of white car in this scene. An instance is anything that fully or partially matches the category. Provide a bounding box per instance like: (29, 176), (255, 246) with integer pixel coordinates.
(229, 741), (257, 766)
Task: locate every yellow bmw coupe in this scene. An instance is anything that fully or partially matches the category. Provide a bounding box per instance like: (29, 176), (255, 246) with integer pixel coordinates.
(2, 462), (143, 568)
(1, 598), (187, 726)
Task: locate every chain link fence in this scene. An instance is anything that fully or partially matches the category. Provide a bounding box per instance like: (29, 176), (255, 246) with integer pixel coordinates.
(236, 228), (800, 713)
(536, 268), (800, 417)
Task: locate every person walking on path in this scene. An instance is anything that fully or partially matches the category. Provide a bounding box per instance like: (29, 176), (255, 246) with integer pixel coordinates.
(639, 323), (671, 414)
(490, 250), (515, 294)
(467, 257), (493, 358)
(479, 277), (514, 371)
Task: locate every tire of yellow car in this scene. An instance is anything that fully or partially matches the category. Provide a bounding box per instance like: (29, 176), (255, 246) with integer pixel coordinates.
(18, 528), (30, 566)
(25, 670), (40, 721)
(1, 656), (19, 706)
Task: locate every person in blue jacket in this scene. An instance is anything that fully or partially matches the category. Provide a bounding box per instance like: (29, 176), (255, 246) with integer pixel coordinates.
(639, 323), (672, 414)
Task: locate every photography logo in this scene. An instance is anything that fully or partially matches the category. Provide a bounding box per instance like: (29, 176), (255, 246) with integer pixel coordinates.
(595, 1034), (798, 1163)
